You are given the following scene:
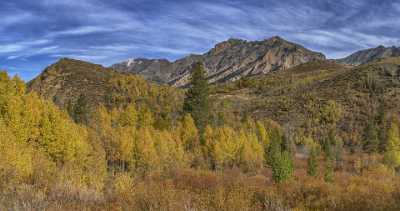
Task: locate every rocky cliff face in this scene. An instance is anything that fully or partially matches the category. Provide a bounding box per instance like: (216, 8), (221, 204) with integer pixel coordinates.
(337, 45), (400, 65)
(111, 36), (326, 87)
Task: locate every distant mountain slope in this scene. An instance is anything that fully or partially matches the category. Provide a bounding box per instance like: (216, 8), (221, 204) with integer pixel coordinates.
(337, 45), (400, 65)
(111, 36), (326, 87)
(211, 58), (400, 145)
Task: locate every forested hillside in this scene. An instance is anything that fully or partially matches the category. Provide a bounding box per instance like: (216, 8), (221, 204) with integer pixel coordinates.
(28, 58), (183, 127)
(212, 58), (400, 152)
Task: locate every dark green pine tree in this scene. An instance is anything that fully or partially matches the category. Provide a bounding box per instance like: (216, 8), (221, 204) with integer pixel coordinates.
(69, 94), (90, 124)
(273, 151), (294, 183)
(183, 62), (210, 135)
(324, 156), (334, 182)
(307, 145), (319, 177)
(268, 131), (294, 183)
(323, 140), (335, 182)
(363, 120), (380, 153)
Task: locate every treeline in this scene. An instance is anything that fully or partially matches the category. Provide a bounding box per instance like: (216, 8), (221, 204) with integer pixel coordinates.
(1, 65), (400, 182)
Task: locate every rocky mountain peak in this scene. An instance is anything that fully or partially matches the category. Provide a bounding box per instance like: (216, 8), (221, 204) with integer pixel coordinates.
(337, 45), (400, 65)
(267, 36), (284, 42)
(212, 38), (246, 55)
(111, 36), (326, 87)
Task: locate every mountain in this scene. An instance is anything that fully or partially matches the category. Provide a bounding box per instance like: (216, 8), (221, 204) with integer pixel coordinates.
(111, 36), (326, 87)
(111, 58), (174, 84)
(337, 45), (400, 65)
(28, 58), (183, 124)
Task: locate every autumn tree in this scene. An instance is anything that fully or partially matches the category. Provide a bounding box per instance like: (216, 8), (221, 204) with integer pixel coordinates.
(239, 129), (264, 172)
(213, 126), (242, 169)
(383, 118), (400, 169)
(0, 72), (105, 188)
(180, 114), (199, 151)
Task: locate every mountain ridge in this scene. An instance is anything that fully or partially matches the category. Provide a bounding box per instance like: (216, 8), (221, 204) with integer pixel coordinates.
(111, 36), (326, 87)
(337, 45), (400, 65)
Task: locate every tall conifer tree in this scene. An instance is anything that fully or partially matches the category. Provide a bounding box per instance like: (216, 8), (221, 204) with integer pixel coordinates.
(183, 62), (210, 135)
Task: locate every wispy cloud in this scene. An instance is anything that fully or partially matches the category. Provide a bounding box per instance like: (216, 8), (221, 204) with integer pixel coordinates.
(7, 45), (59, 60)
(48, 26), (115, 37)
(50, 54), (109, 62)
(0, 40), (51, 54)
(1, 0), (400, 80)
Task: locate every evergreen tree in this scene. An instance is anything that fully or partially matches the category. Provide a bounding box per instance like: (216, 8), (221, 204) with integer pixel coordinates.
(272, 151), (294, 183)
(267, 129), (282, 167)
(322, 135), (335, 182)
(70, 94), (90, 124)
(363, 120), (380, 153)
(183, 62), (209, 135)
(268, 127), (294, 183)
(307, 143), (319, 177)
(324, 156), (334, 182)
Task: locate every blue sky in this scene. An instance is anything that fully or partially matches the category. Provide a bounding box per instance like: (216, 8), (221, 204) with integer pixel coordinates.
(1, 0), (400, 80)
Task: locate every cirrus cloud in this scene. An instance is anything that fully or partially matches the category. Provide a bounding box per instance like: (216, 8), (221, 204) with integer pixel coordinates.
(0, 0), (399, 80)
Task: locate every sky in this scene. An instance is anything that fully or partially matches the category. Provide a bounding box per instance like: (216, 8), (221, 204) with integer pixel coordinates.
(1, 0), (400, 80)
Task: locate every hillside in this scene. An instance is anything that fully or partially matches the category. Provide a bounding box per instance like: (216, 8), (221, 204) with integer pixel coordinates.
(29, 56), (400, 147)
(337, 45), (400, 65)
(211, 58), (400, 148)
(112, 36), (326, 87)
(28, 58), (183, 125)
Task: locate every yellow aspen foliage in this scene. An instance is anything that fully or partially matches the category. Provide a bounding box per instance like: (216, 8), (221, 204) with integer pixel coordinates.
(154, 130), (188, 171)
(384, 118), (400, 169)
(91, 106), (121, 163)
(0, 121), (33, 182)
(138, 107), (155, 128)
(118, 104), (138, 127)
(0, 72), (100, 187)
(117, 127), (135, 163)
(239, 130), (264, 172)
(114, 173), (135, 199)
(199, 125), (215, 168)
(256, 121), (270, 147)
(134, 127), (159, 174)
(180, 114), (199, 151)
(11, 76), (25, 96)
(203, 125), (215, 149)
(214, 126), (242, 169)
